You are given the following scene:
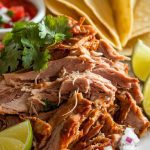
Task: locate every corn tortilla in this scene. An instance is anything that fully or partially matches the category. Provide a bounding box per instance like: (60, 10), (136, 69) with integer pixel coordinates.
(122, 32), (150, 56)
(45, 0), (80, 20)
(110, 0), (134, 47)
(131, 0), (150, 39)
(57, 0), (122, 49)
(84, 0), (120, 50)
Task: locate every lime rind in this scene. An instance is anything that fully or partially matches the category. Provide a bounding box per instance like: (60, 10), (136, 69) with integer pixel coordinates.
(24, 120), (33, 150)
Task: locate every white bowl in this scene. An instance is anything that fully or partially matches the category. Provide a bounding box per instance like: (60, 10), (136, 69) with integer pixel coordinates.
(0, 0), (46, 39)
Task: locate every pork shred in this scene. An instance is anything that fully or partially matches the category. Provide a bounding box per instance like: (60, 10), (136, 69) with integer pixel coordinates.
(0, 17), (149, 150)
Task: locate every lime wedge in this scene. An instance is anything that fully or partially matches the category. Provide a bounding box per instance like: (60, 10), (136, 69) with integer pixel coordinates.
(143, 76), (150, 118)
(0, 137), (24, 150)
(132, 40), (150, 81)
(0, 120), (33, 150)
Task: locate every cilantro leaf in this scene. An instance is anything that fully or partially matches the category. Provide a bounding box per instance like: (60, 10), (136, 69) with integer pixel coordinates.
(2, 32), (13, 45)
(39, 21), (48, 39)
(0, 15), (72, 74)
(0, 16), (4, 25)
(22, 47), (34, 69)
(55, 33), (65, 43)
(43, 99), (59, 112)
(39, 15), (72, 44)
(22, 38), (50, 71)
(7, 11), (14, 17)
(0, 43), (21, 73)
(33, 49), (51, 71)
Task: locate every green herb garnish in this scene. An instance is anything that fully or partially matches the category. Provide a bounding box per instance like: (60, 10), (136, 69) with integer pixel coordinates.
(0, 16), (4, 25)
(43, 99), (59, 112)
(0, 15), (72, 74)
(7, 11), (14, 17)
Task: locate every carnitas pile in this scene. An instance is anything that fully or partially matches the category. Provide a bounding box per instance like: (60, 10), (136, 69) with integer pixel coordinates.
(0, 17), (149, 150)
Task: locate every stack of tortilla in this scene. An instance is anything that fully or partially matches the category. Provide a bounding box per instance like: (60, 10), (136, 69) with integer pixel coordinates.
(45, 0), (150, 55)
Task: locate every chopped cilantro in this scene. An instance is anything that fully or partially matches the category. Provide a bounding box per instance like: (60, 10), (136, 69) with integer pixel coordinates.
(0, 16), (4, 25)
(0, 15), (72, 74)
(7, 11), (14, 17)
(43, 99), (59, 112)
(39, 15), (72, 43)
(0, 42), (21, 73)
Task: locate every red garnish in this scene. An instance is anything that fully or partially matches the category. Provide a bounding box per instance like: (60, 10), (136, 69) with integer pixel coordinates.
(0, 0), (37, 28)
(0, 43), (4, 51)
(24, 3), (37, 19)
(3, 23), (12, 28)
(10, 6), (25, 22)
(0, 2), (4, 9)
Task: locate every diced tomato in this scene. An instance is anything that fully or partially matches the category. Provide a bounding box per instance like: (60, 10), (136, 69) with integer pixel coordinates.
(24, 3), (37, 19)
(3, 23), (12, 28)
(0, 2), (4, 9)
(0, 0), (37, 29)
(0, 42), (4, 51)
(10, 6), (25, 22)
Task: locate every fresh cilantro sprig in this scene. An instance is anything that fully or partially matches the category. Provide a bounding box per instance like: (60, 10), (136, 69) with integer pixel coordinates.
(39, 15), (72, 44)
(7, 10), (14, 17)
(0, 16), (4, 25)
(0, 15), (72, 74)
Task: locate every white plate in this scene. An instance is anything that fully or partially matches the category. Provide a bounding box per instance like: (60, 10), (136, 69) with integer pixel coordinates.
(136, 130), (150, 150)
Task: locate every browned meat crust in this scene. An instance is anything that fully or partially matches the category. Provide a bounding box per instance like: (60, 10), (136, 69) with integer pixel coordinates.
(0, 16), (148, 150)
(115, 91), (149, 136)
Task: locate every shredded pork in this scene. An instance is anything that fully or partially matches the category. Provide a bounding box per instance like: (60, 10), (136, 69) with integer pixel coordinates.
(0, 17), (149, 150)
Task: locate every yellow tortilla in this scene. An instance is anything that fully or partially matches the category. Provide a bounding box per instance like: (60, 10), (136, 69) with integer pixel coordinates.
(130, 0), (150, 39)
(57, 0), (122, 50)
(132, 0), (137, 9)
(84, 0), (120, 49)
(122, 32), (150, 56)
(110, 0), (134, 47)
(131, 26), (150, 39)
(44, 0), (80, 20)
